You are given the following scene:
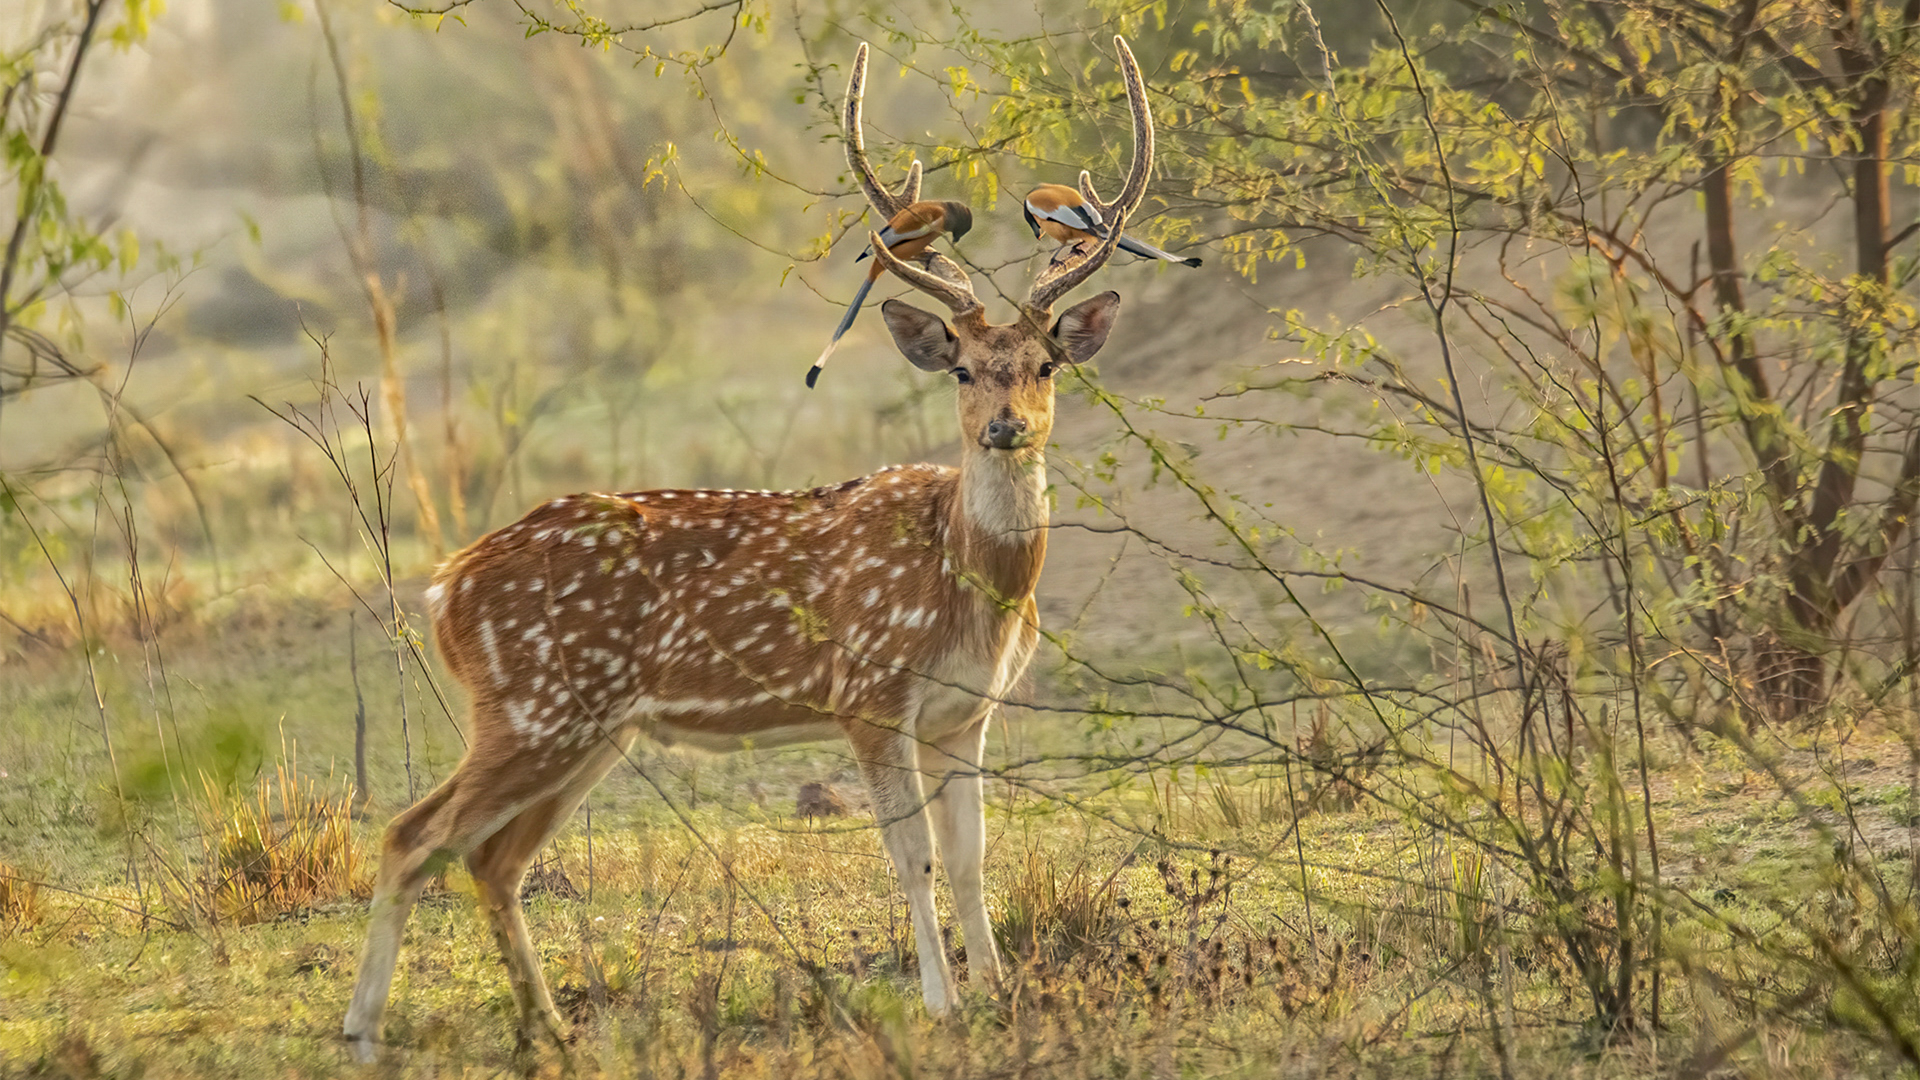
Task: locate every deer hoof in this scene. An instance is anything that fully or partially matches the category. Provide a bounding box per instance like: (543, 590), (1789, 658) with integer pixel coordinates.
(346, 1034), (378, 1065)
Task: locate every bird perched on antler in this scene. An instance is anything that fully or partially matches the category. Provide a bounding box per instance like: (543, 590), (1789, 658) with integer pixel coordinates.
(1023, 182), (1200, 267)
(808, 199), (974, 388)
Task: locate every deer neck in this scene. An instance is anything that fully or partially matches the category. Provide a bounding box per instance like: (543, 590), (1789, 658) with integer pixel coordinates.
(948, 445), (1049, 606)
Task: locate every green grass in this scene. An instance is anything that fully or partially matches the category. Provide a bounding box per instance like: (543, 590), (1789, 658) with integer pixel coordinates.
(2, 604), (1918, 1078)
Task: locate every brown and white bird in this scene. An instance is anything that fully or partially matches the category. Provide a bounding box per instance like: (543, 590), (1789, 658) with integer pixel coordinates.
(808, 199), (974, 388)
(1022, 182), (1200, 267)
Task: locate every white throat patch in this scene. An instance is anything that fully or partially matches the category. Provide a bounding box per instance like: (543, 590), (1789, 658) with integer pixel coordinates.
(962, 452), (1048, 542)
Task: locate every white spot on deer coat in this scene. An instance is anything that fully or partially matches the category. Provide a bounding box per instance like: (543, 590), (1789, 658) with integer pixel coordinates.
(478, 620), (506, 686)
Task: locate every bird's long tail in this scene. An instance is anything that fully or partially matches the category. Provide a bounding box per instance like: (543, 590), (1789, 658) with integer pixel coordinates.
(807, 276), (878, 388)
(1117, 233), (1202, 268)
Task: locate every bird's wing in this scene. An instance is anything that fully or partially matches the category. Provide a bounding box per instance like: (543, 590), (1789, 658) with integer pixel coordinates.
(874, 215), (942, 249)
(858, 215), (940, 262)
(1025, 198), (1108, 237)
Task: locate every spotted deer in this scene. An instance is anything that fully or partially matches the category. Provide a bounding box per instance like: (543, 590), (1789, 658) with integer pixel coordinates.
(343, 37), (1157, 1060)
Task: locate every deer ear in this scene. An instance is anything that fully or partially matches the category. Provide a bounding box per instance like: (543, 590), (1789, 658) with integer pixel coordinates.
(1049, 290), (1121, 364)
(881, 299), (960, 372)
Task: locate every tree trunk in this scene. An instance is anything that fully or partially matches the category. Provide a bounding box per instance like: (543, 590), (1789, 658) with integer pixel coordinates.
(1740, 8), (1894, 723)
(1751, 628), (1831, 723)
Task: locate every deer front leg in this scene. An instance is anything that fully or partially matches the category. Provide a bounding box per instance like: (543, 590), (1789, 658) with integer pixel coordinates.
(851, 723), (956, 1013)
(921, 714), (1001, 990)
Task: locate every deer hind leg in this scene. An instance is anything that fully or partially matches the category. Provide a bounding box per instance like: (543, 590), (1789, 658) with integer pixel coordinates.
(920, 714), (1001, 990)
(343, 777), (467, 1062)
(342, 728), (597, 1061)
(850, 722), (956, 1013)
(466, 734), (631, 1054)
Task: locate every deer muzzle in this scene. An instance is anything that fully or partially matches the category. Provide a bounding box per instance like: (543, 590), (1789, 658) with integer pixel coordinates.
(983, 417), (1031, 450)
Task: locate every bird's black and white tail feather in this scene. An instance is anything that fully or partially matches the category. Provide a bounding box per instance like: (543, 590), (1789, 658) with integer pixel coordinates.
(807, 276), (879, 388)
(1116, 234), (1202, 268)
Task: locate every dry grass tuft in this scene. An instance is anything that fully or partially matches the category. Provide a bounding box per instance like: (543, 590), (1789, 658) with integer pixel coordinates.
(523, 852), (584, 901)
(0, 861), (41, 928)
(190, 758), (361, 925)
(994, 847), (1120, 966)
(1206, 772), (1294, 830)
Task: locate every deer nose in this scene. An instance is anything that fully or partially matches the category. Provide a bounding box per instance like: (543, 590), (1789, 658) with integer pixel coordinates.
(984, 417), (1029, 450)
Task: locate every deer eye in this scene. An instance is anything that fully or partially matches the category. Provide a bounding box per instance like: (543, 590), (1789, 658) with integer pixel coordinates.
(1037, 362), (1056, 380)
(952, 368), (972, 384)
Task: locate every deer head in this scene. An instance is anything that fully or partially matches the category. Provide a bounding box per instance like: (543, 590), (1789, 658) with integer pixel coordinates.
(841, 38), (1153, 467)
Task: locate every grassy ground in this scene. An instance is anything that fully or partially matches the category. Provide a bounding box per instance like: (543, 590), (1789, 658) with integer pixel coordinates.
(1, 601), (1916, 1079)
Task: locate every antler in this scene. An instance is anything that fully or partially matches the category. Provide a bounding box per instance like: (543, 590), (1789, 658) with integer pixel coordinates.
(844, 43), (982, 320)
(1025, 36), (1154, 316)
(844, 42), (922, 218)
(867, 242), (983, 321)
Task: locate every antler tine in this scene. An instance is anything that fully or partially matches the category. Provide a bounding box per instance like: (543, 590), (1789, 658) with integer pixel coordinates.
(868, 235), (983, 320)
(900, 159), (922, 205)
(845, 43), (919, 220)
(1079, 37), (1152, 219)
(1026, 35), (1154, 315)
